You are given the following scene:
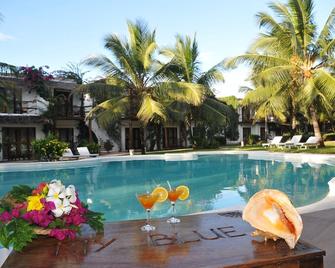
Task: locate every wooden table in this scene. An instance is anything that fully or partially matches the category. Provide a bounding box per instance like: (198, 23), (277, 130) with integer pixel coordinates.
(3, 211), (325, 268)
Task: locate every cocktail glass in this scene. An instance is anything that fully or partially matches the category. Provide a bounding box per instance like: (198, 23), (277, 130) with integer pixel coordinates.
(137, 193), (159, 232)
(166, 188), (183, 224)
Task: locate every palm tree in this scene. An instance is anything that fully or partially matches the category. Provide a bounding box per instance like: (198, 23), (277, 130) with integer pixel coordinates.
(242, 82), (288, 139)
(84, 20), (204, 152)
(161, 35), (237, 146)
(225, 0), (335, 145)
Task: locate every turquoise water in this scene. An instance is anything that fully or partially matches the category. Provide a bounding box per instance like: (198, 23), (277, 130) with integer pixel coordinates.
(0, 154), (334, 222)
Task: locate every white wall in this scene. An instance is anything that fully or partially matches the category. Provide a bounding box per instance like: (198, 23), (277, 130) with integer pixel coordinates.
(90, 119), (120, 152)
(0, 127), (2, 161)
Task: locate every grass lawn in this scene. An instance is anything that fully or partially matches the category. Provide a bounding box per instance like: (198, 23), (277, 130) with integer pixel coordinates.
(147, 141), (335, 155)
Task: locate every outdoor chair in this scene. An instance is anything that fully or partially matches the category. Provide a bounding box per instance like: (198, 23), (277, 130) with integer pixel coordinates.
(262, 136), (283, 147)
(296, 136), (320, 149)
(60, 148), (80, 160)
(278, 135), (302, 149)
(77, 147), (99, 157)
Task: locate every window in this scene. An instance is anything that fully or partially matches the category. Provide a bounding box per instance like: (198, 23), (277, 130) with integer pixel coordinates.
(241, 107), (252, 122)
(2, 127), (35, 160)
(57, 128), (74, 144)
(125, 128), (142, 150)
(242, 127), (251, 142)
(54, 89), (73, 117)
(163, 127), (178, 148)
(0, 87), (22, 113)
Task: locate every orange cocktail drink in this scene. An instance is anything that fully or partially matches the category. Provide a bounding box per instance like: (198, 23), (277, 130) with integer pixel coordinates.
(168, 189), (183, 203)
(137, 194), (159, 210)
(167, 185), (189, 224)
(137, 187), (168, 232)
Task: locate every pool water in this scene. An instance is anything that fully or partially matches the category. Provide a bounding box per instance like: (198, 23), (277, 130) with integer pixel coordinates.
(0, 154), (334, 222)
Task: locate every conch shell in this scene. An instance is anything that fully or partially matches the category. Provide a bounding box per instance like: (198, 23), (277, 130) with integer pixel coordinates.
(242, 189), (303, 249)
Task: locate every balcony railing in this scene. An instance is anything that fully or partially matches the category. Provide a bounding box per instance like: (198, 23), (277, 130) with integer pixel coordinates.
(54, 105), (83, 118)
(1, 101), (84, 119)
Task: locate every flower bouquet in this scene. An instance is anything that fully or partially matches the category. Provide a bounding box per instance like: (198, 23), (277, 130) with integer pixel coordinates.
(0, 180), (104, 251)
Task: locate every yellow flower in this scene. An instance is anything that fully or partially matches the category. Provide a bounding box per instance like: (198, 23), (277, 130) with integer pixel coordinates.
(27, 195), (44, 211)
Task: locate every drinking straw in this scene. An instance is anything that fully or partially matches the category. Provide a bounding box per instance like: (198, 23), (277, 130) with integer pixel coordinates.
(167, 181), (172, 190)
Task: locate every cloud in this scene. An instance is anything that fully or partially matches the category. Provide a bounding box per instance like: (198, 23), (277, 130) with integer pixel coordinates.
(0, 32), (14, 41)
(213, 67), (251, 98)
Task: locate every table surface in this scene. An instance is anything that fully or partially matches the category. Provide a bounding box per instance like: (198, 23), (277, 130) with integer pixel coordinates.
(3, 211), (325, 268)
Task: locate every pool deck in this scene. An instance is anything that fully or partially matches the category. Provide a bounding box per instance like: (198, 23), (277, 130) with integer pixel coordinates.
(1, 150), (335, 172)
(301, 208), (335, 267)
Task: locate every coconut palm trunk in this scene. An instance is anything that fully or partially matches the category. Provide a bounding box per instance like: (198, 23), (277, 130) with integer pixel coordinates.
(309, 105), (324, 147)
(128, 120), (134, 150)
(140, 126), (146, 154)
(264, 115), (268, 140)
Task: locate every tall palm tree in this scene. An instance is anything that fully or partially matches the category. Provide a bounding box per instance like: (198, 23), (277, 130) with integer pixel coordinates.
(225, 0), (335, 145)
(242, 82), (288, 138)
(161, 35), (236, 145)
(84, 20), (204, 152)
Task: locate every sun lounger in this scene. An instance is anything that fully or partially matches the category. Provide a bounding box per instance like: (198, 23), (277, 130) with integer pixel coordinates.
(61, 148), (80, 160)
(278, 135), (302, 149)
(296, 136), (320, 149)
(262, 136), (283, 147)
(77, 147), (99, 157)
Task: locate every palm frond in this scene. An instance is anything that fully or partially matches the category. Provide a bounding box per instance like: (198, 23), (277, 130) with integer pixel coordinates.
(224, 54), (291, 70)
(87, 96), (129, 127)
(137, 94), (166, 124)
(158, 82), (204, 106)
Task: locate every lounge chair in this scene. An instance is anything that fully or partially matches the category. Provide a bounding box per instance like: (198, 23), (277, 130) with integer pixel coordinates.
(296, 136), (320, 149)
(77, 147), (99, 157)
(278, 135), (302, 149)
(262, 136), (283, 147)
(60, 148), (80, 160)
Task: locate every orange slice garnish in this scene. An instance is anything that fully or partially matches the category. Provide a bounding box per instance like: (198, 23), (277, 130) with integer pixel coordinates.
(176, 185), (189, 201)
(152, 186), (168, 203)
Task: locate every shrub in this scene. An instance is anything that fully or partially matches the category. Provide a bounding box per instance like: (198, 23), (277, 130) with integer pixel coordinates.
(104, 140), (114, 152)
(247, 134), (260, 145)
(214, 136), (226, 146)
(32, 135), (68, 161)
(87, 143), (100, 154)
(323, 133), (335, 141)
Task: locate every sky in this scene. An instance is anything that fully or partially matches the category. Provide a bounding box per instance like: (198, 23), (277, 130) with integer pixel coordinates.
(0, 0), (334, 98)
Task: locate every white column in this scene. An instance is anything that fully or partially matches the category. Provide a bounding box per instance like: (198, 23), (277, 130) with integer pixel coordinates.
(121, 126), (126, 151)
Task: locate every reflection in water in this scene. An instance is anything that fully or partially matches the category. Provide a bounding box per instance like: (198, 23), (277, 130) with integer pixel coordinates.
(0, 155), (334, 222)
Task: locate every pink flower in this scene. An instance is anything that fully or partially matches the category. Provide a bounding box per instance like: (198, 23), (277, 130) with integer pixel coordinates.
(11, 209), (20, 218)
(40, 199), (56, 211)
(22, 209), (53, 228)
(0, 211), (12, 223)
(49, 229), (77, 240)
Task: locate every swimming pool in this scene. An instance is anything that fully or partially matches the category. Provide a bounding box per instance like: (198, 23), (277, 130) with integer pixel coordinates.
(0, 154), (334, 222)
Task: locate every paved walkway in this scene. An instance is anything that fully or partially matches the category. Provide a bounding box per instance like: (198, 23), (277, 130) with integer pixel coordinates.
(301, 208), (335, 267)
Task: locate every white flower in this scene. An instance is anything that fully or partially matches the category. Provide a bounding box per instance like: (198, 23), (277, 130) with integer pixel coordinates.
(65, 185), (77, 203)
(52, 198), (73, 217)
(46, 180), (66, 204)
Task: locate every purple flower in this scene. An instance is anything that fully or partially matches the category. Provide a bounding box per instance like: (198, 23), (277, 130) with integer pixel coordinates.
(0, 211), (12, 223)
(11, 208), (20, 218)
(49, 229), (77, 241)
(41, 199), (56, 212)
(22, 209), (53, 228)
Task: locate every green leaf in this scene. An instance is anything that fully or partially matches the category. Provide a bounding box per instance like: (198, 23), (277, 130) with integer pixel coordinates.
(48, 218), (65, 229)
(9, 185), (34, 202)
(0, 219), (36, 252)
(85, 207), (104, 233)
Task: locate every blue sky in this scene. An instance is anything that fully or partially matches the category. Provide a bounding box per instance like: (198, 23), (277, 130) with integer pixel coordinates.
(0, 0), (334, 97)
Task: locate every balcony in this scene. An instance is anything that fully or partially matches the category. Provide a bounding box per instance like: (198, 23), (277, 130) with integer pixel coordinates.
(53, 105), (83, 119)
